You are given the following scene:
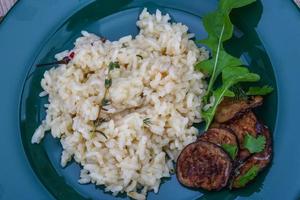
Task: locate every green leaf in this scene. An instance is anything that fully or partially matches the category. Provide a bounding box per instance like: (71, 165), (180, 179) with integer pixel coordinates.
(197, 0), (259, 130)
(195, 59), (212, 74)
(202, 86), (229, 130)
(235, 165), (260, 187)
(246, 85), (274, 95)
(221, 144), (238, 159)
(222, 66), (260, 83)
(108, 61), (120, 70)
(101, 99), (110, 106)
(243, 133), (266, 153)
(224, 90), (235, 97)
(202, 66), (260, 130)
(198, 36), (218, 51)
(202, 12), (233, 45)
(104, 78), (112, 88)
(196, 50), (242, 76)
(220, 0), (257, 13)
(230, 85), (248, 100)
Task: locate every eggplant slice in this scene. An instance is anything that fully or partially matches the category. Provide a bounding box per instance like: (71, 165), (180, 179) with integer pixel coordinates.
(231, 124), (272, 188)
(225, 111), (259, 161)
(176, 141), (232, 190)
(198, 128), (238, 146)
(215, 96), (263, 123)
(198, 128), (239, 159)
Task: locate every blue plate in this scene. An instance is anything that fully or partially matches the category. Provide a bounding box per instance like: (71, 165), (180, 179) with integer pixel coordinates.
(0, 0), (300, 199)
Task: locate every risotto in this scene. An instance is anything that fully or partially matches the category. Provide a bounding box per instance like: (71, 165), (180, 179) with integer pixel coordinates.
(32, 8), (208, 200)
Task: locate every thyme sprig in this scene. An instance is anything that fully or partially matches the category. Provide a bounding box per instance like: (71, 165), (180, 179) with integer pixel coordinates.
(92, 61), (120, 137)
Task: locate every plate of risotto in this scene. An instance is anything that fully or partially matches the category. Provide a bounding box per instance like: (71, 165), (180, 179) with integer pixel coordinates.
(1, 0), (300, 200)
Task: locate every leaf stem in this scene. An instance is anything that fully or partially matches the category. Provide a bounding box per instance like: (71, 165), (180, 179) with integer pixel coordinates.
(205, 25), (225, 97)
(204, 82), (231, 130)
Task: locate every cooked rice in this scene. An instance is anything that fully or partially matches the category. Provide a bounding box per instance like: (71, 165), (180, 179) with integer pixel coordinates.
(32, 8), (208, 200)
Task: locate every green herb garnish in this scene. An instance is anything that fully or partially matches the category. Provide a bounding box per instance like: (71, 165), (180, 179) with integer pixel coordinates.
(108, 61), (120, 71)
(243, 133), (266, 153)
(104, 78), (112, 88)
(101, 99), (110, 107)
(143, 118), (152, 126)
(202, 66), (260, 130)
(235, 165), (260, 187)
(246, 85), (274, 95)
(93, 62), (119, 131)
(195, 0), (263, 130)
(221, 143), (238, 159)
(136, 55), (143, 59)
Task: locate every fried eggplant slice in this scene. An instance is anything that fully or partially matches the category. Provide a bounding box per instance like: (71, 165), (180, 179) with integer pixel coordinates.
(215, 96), (263, 123)
(231, 124), (272, 188)
(176, 141), (232, 190)
(198, 128), (239, 159)
(226, 111), (259, 161)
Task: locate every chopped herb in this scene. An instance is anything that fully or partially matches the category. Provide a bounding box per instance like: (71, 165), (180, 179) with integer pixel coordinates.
(105, 78), (112, 88)
(143, 118), (152, 126)
(221, 143), (238, 159)
(243, 133), (266, 153)
(122, 43), (128, 48)
(246, 85), (274, 95)
(137, 55), (143, 59)
(94, 61), (119, 127)
(95, 130), (107, 139)
(94, 118), (109, 126)
(235, 165), (260, 187)
(108, 61), (120, 71)
(101, 99), (110, 106)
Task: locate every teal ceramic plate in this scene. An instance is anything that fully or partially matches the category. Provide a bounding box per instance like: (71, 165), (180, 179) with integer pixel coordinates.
(0, 0), (300, 199)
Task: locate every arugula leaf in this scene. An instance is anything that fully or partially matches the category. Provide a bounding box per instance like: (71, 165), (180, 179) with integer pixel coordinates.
(222, 66), (260, 83)
(243, 133), (266, 153)
(224, 90), (235, 97)
(195, 50), (242, 76)
(202, 66), (260, 130)
(221, 144), (238, 159)
(220, 0), (257, 12)
(195, 0), (260, 129)
(200, 0), (256, 51)
(246, 85), (274, 95)
(235, 165), (260, 187)
(201, 13), (233, 48)
(231, 85), (248, 100)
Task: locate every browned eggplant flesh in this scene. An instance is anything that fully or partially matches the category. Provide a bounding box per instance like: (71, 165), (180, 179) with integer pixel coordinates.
(225, 111), (259, 161)
(231, 124), (272, 188)
(215, 96), (263, 123)
(198, 128), (238, 147)
(176, 141), (232, 191)
(176, 96), (273, 191)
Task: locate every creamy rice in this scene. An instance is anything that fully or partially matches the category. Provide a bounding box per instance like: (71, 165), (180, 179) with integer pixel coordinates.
(32, 8), (208, 200)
